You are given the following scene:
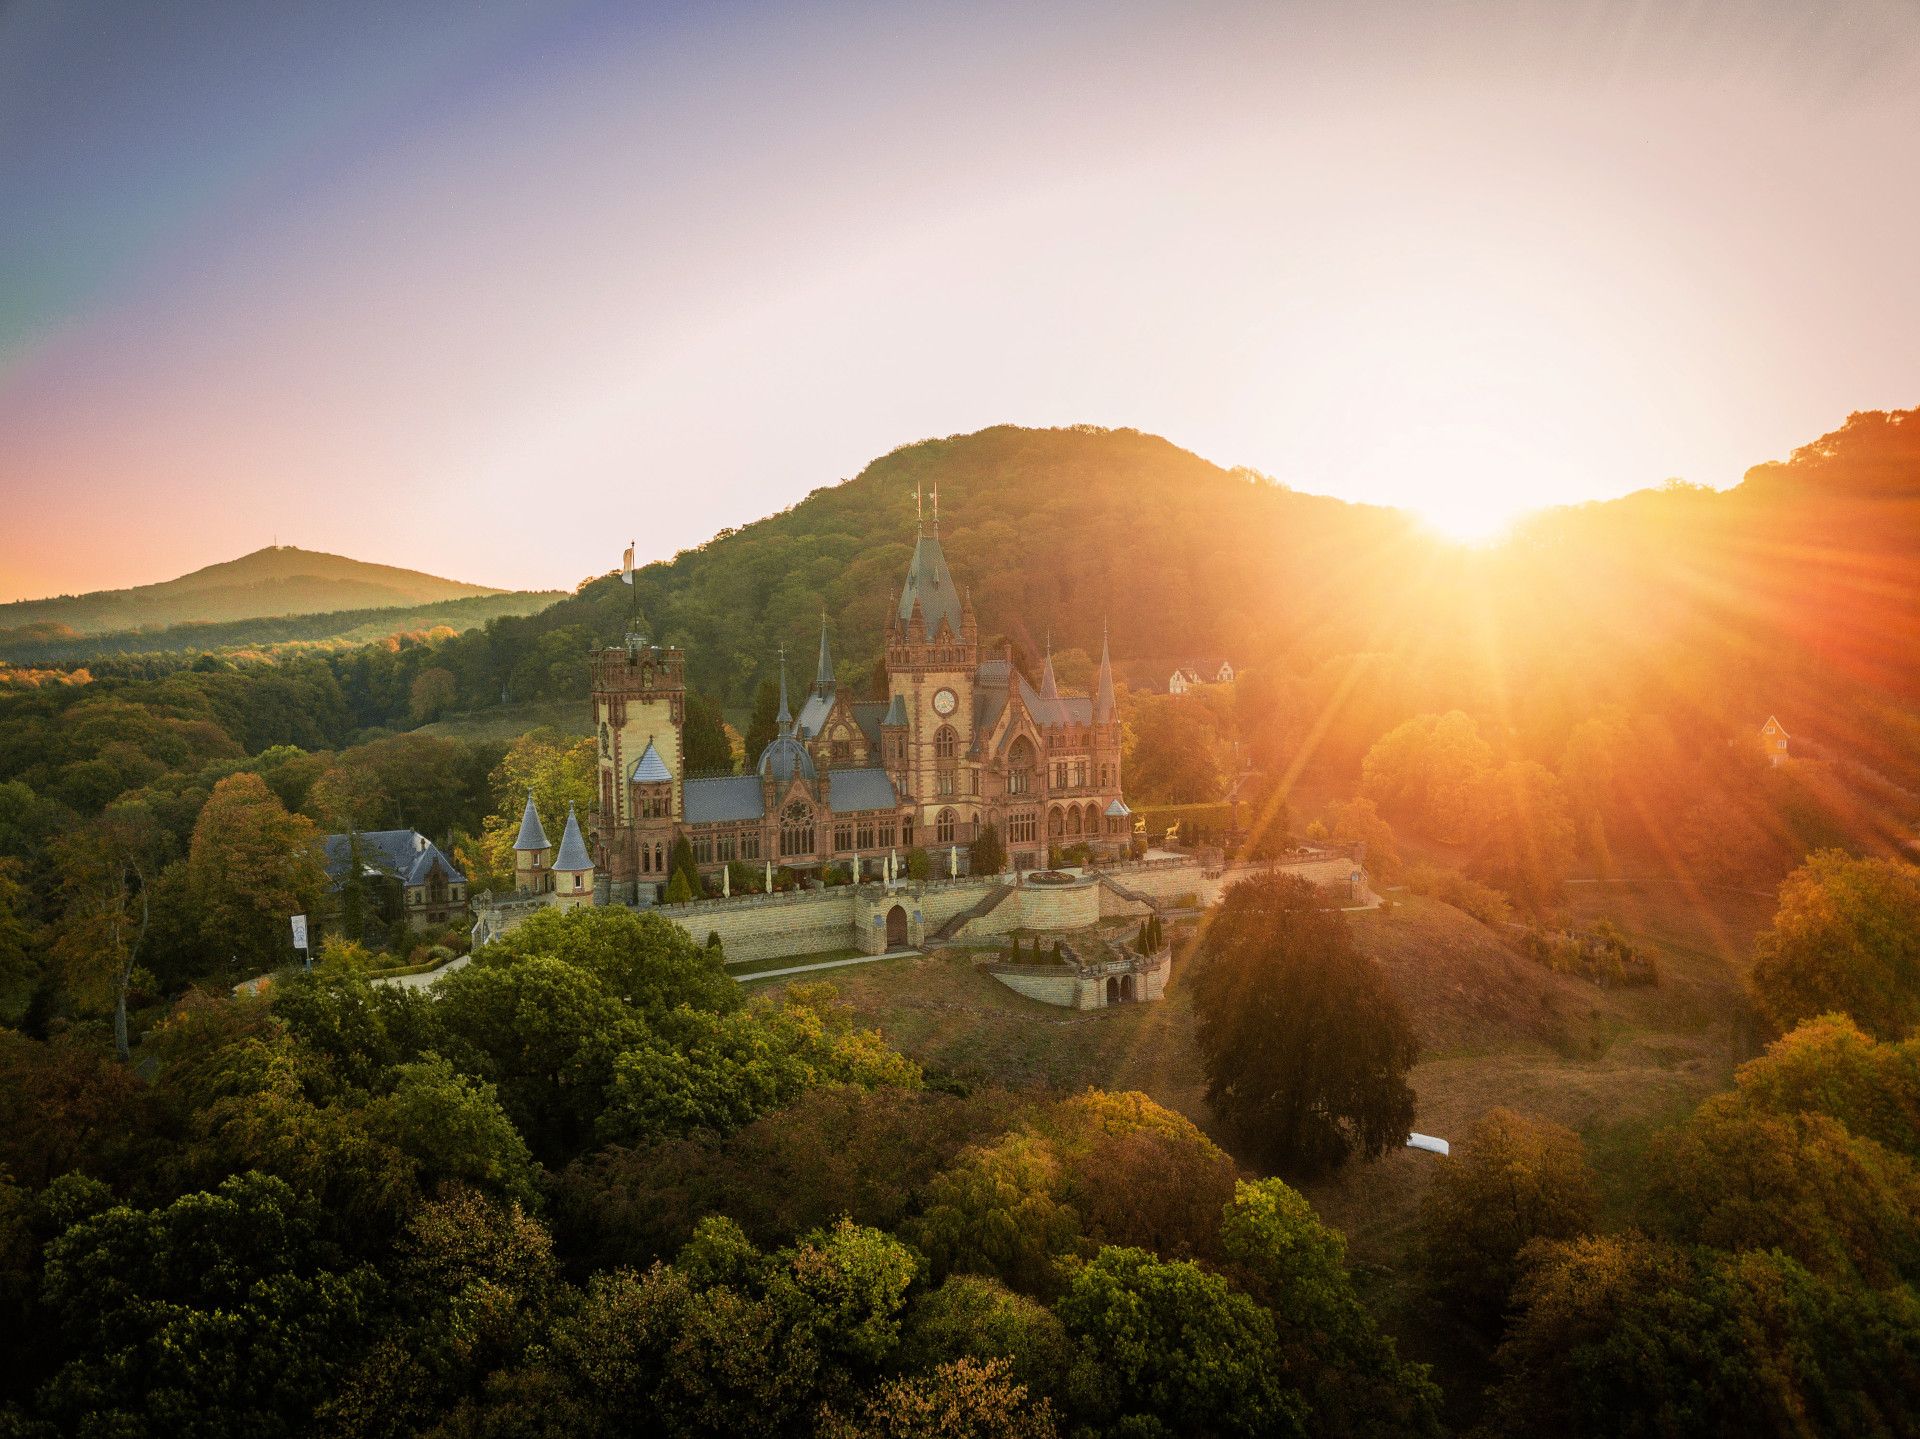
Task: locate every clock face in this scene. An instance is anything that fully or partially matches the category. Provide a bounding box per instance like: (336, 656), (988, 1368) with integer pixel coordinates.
(933, 687), (958, 716)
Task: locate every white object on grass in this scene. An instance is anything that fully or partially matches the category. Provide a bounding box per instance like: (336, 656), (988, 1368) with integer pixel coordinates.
(1406, 1133), (1450, 1156)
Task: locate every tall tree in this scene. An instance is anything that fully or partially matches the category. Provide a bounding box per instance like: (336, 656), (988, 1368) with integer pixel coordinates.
(743, 678), (782, 764)
(187, 773), (328, 976)
(1189, 874), (1417, 1175)
(683, 691), (735, 773)
(49, 804), (162, 1060)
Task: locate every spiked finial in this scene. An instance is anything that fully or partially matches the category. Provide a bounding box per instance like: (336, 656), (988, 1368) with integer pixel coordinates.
(776, 645), (792, 731)
(1040, 630), (1060, 701)
(1094, 618), (1117, 724)
(815, 609), (834, 694)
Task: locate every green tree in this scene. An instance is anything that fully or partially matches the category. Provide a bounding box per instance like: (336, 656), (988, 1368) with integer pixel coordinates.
(407, 666), (458, 725)
(187, 772), (328, 977)
(38, 1172), (383, 1438)
(476, 728), (596, 884)
(1419, 1108), (1598, 1324)
(897, 1277), (1072, 1403)
(362, 1054), (541, 1210)
(684, 690), (735, 773)
(1724, 1012), (1920, 1160)
(1055, 1246), (1302, 1439)
(971, 822), (1006, 877)
(1751, 851), (1920, 1040)
(744, 677), (782, 764)
(478, 904), (739, 1018)
(670, 834), (702, 895)
(0, 857), (34, 1026)
(1189, 874), (1417, 1175)
(1484, 1233), (1920, 1439)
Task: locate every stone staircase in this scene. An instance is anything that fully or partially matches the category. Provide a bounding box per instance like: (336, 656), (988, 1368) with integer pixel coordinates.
(928, 883), (1014, 944)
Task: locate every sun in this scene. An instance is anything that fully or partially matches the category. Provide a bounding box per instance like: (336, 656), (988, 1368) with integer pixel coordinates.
(1411, 494), (1528, 545)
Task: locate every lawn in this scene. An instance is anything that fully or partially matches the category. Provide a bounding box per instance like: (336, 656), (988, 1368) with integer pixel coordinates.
(417, 699), (590, 742)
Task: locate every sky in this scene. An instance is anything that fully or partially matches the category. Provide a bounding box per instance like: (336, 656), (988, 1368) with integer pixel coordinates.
(3, 0), (1919, 601)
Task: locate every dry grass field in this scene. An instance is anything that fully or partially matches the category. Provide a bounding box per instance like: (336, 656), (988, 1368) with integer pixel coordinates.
(768, 877), (1781, 1417)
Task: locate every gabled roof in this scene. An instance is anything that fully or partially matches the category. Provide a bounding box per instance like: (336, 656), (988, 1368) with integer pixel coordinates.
(512, 791), (550, 851)
(323, 829), (467, 890)
(629, 738), (672, 783)
(553, 806), (592, 872)
(898, 533), (965, 639)
(1761, 714), (1789, 736)
(795, 692), (834, 740)
(1015, 669), (1091, 728)
(684, 775), (765, 824)
(827, 767), (898, 813)
(851, 700), (888, 749)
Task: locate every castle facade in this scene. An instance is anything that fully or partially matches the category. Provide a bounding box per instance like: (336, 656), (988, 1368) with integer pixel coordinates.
(578, 513), (1130, 904)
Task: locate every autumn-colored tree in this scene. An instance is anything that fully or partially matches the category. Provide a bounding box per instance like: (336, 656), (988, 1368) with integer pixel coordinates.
(187, 772), (328, 976)
(476, 728), (595, 882)
(819, 1357), (1058, 1439)
(0, 857), (36, 1025)
(1750, 850), (1920, 1040)
(1361, 710), (1492, 842)
(1726, 1013), (1920, 1160)
(49, 803), (163, 1060)
(304, 763), (392, 832)
(1419, 1108), (1599, 1324)
(1325, 796), (1401, 882)
(407, 666), (458, 725)
(1126, 695), (1227, 804)
(1465, 759), (1578, 906)
(1190, 874), (1417, 1175)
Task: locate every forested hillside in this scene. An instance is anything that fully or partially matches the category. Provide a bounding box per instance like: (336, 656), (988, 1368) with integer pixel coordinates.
(0, 545), (519, 635)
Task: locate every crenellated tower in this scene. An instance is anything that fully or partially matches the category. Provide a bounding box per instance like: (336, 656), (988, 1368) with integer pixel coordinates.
(885, 486), (980, 835)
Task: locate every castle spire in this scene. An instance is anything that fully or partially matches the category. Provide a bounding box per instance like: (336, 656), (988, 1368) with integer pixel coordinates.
(776, 645), (792, 732)
(513, 789), (550, 852)
(1094, 619), (1116, 724)
(1040, 630), (1060, 701)
(814, 610), (834, 695)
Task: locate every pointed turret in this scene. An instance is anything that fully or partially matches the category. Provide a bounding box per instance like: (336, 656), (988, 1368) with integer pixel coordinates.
(776, 647), (792, 733)
(550, 804), (595, 906)
(554, 805), (591, 871)
(513, 791), (550, 853)
(1040, 631), (1060, 701)
(814, 612), (834, 696)
(1094, 623), (1117, 724)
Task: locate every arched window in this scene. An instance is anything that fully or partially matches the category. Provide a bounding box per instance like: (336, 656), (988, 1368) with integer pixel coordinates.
(1048, 807), (1065, 838)
(934, 724), (958, 760)
(641, 844), (651, 873)
(936, 808), (956, 844)
(654, 842), (664, 873)
(781, 800), (814, 858)
(1008, 736), (1035, 794)
(1085, 802), (1101, 835)
(1066, 806), (1081, 836)
(599, 722), (611, 757)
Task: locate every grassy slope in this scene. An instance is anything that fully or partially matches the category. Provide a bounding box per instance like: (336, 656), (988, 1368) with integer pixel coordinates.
(772, 880), (1774, 1419)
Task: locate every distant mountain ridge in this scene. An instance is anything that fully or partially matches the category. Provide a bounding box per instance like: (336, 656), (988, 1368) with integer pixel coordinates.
(0, 545), (519, 635)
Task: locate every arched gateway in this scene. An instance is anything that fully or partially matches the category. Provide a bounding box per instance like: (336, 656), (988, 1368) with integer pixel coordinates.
(885, 904), (909, 950)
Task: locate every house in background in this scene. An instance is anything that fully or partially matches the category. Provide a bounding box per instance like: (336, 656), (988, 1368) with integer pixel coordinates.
(322, 828), (468, 933)
(1760, 715), (1790, 767)
(1168, 658), (1235, 694)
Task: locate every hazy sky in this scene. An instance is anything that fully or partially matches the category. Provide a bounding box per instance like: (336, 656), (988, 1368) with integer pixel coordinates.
(3, 0), (1918, 600)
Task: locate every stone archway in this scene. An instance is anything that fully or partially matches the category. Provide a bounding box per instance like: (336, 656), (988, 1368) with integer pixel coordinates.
(1121, 974), (1135, 1002)
(886, 904), (909, 950)
(1105, 975), (1119, 1005)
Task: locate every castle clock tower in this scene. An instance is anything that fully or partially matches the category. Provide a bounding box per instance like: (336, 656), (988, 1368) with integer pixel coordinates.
(885, 489), (980, 839)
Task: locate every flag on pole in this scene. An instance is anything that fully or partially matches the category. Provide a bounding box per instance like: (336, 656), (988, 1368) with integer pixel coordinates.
(622, 542), (635, 585)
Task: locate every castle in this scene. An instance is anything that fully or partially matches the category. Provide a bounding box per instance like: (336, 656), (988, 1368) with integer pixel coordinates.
(521, 506), (1131, 906)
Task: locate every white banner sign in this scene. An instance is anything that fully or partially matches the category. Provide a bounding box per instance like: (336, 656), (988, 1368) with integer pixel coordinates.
(291, 914), (309, 950)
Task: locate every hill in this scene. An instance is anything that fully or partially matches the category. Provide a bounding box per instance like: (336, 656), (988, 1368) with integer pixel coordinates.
(0, 591), (565, 665)
(0, 545), (522, 636)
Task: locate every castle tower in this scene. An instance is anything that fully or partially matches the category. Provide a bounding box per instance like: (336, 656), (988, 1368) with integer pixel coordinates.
(589, 634), (687, 905)
(550, 804), (595, 908)
(512, 790), (551, 895)
(885, 485), (979, 833)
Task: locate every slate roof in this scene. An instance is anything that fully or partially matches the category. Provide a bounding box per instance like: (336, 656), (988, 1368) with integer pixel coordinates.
(512, 792), (550, 851)
(851, 700), (888, 750)
(827, 767), (898, 813)
(1016, 669), (1092, 728)
(758, 733), (817, 785)
(795, 693), (833, 740)
(323, 830), (466, 891)
(629, 738), (673, 783)
(1094, 631), (1117, 725)
(898, 533), (965, 639)
(883, 693), (909, 726)
(553, 806), (592, 871)
(684, 775), (766, 824)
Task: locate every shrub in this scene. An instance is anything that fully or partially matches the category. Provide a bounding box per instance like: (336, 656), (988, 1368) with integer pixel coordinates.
(1517, 919), (1658, 986)
(1405, 864), (1512, 926)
